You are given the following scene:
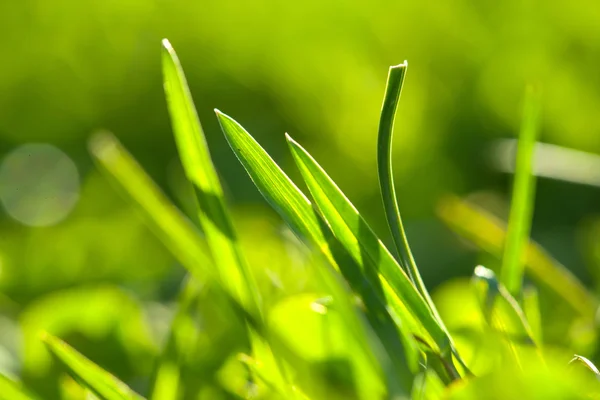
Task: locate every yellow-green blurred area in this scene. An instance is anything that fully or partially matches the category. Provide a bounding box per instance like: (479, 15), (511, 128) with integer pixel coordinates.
(2, 0), (600, 398)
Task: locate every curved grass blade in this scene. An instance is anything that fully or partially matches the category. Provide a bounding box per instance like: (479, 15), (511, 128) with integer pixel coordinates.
(286, 134), (450, 358)
(162, 39), (261, 316)
(42, 334), (145, 400)
(216, 110), (417, 398)
(569, 355), (600, 379)
(0, 374), (39, 400)
(437, 195), (598, 320)
(501, 87), (541, 296)
(376, 63), (442, 324)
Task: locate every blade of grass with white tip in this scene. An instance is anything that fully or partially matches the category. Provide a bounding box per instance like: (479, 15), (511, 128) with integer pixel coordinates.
(217, 110), (417, 397)
(569, 355), (600, 377)
(500, 87), (541, 296)
(42, 334), (145, 400)
(437, 195), (598, 320)
(162, 39), (260, 316)
(376, 63), (442, 324)
(0, 374), (39, 400)
(286, 135), (451, 358)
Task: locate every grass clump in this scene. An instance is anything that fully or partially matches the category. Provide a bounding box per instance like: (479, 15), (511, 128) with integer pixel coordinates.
(2, 39), (600, 400)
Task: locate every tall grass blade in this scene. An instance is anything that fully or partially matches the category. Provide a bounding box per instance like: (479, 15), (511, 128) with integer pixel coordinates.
(0, 374), (39, 400)
(42, 334), (145, 400)
(286, 134), (450, 357)
(216, 110), (417, 397)
(437, 195), (598, 320)
(501, 87), (541, 296)
(376, 63), (442, 323)
(161, 39), (261, 315)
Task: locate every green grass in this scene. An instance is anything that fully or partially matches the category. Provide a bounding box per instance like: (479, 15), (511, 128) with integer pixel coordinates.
(2, 39), (600, 400)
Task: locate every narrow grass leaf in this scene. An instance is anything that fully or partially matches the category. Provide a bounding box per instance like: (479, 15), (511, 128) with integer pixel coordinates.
(89, 132), (211, 281)
(437, 195), (598, 319)
(501, 87), (541, 296)
(42, 334), (145, 400)
(216, 110), (417, 397)
(0, 374), (39, 400)
(376, 63), (443, 326)
(162, 39), (260, 316)
(286, 134), (449, 357)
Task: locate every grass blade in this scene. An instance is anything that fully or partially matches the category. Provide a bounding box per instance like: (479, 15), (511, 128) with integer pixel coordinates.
(0, 374), (39, 400)
(286, 134), (450, 357)
(501, 87), (541, 296)
(216, 110), (417, 397)
(89, 132), (212, 282)
(522, 285), (542, 345)
(376, 63), (442, 323)
(437, 194), (598, 320)
(42, 334), (145, 400)
(569, 355), (600, 378)
(162, 39), (261, 316)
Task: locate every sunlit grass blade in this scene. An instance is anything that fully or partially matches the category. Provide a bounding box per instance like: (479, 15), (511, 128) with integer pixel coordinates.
(216, 110), (417, 397)
(376, 63), (443, 325)
(501, 87), (541, 296)
(0, 374), (39, 400)
(437, 195), (598, 319)
(89, 132), (211, 281)
(472, 266), (536, 347)
(42, 334), (145, 400)
(286, 135), (451, 359)
(237, 354), (310, 399)
(161, 38), (260, 316)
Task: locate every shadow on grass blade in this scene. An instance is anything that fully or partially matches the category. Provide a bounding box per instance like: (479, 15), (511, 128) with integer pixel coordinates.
(162, 39), (261, 316)
(42, 334), (145, 400)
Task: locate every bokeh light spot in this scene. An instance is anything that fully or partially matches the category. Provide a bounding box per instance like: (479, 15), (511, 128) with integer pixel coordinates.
(0, 143), (80, 227)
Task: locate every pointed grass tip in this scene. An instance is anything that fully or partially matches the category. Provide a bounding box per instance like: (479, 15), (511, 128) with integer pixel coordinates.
(161, 38), (174, 52)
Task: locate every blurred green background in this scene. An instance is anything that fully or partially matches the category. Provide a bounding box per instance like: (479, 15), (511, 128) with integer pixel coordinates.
(1, 0), (600, 398)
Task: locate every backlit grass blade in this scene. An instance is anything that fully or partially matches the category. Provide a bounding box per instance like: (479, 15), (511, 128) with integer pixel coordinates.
(286, 134), (450, 357)
(376, 63), (441, 323)
(501, 87), (541, 296)
(89, 132), (212, 282)
(42, 334), (145, 400)
(162, 39), (260, 316)
(437, 195), (598, 320)
(216, 110), (417, 397)
(0, 374), (39, 400)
